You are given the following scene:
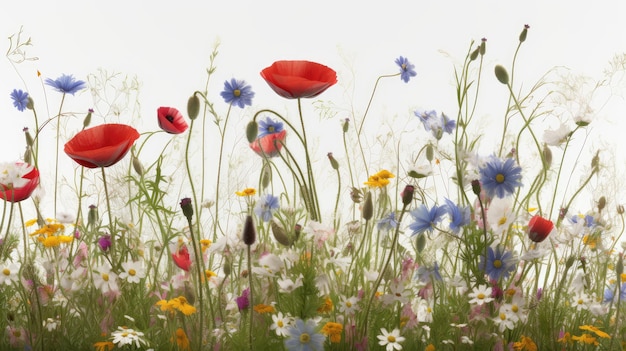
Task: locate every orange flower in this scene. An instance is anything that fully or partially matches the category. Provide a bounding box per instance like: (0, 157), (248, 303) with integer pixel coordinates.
(173, 328), (190, 351)
(253, 304), (276, 314)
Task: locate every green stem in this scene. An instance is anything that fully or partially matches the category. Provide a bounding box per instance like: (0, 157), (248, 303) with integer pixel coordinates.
(53, 93), (67, 216)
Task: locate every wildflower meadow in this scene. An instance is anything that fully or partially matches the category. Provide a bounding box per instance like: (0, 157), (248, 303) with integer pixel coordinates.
(2, 24), (626, 351)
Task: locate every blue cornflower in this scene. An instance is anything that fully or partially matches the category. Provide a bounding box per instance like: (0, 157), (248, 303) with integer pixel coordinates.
(377, 212), (398, 232)
(443, 198), (470, 234)
(257, 117), (284, 138)
(570, 214), (595, 228)
(479, 156), (523, 199)
(408, 204), (446, 235)
(395, 56), (417, 83)
(416, 261), (442, 284)
(220, 78), (254, 108)
(480, 246), (517, 281)
(414, 110), (438, 132)
(440, 112), (456, 134)
(284, 319), (325, 351)
(254, 193), (279, 222)
(604, 283), (626, 304)
(44, 74), (86, 95)
(10, 89), (29, 111)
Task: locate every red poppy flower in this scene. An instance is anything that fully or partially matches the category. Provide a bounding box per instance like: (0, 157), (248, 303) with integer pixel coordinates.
(260, 60), (337, 99)
(250, 130), (287, 157)
(172, 245), (191, 271)
(157, 106), (188, 134)
(64, 124), (140, 168)
(527, 215), (554, 243)
(0, 162), (39, 203)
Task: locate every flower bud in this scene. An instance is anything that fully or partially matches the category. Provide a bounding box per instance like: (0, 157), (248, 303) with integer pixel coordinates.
(261, 163), (272, 189)
(23, 147), (31, 164)
(408, 170), (427, 179)
(23, 127), (34, 147)
(342, 118), (350, 133)
(494, 65), (509, 85)
(327, 152), (339, 170)
(350, 187), (362, 203)
(519, 24), (530, 43)
(470, 46), (480, 61)
(271, 221), (291, 247)
(187, 94), (200, 120)
(618, 204), (624, 215)
(243, 215), (256, 246)
(97, 234), (111, 252)
(616, 254), (624, 276)
(480, 38), (487, 56)
(362, 191), (373, 221)
(294, 224), (302, 242)
(26, 96), (34, 110)
(401, 185), (415, 206)
(83, 109), (93, 129)
(132, 155), (144, 176)
(180, 197), (193, 222)
(416, 233), (426, 252)
(426, 144), (434, 162)
(591, 151), (600, 171)
(542, 143), (552, 169)
(471, 180), (481, 196)
(597, 196), (606, 212)
(246, 120), (259, 143)
(88, 204), (99, 229)
(223, 257), (232, 276)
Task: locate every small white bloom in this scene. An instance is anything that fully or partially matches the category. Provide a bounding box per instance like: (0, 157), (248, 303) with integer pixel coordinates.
(252, 253), (284, 277)
(338, 296), (360, 315)
(543, 123), (571, 146)
(277, 274), (303, 293)
(493, 308), (516, 332)
(270, 312), (293, 337)
(468, 284), (493, 305)
(461, 335), (474, 345)
(43, 317), (60, 331)
(571, 292), (591, 311)
(382, 280), (410, 305)
(119, 260), (146, 284)
(93, 264), (119, 294)
(377, 328), (405, 351)
(110, 326), (148, 348)
(0, 262), (20, 285)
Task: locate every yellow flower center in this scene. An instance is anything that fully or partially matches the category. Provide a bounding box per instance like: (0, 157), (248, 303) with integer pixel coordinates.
(499, 312), (507, 320)
(498, 217), (507, 225)
(477, 293), (485, 299)
(388, 335), (396, 343)
(493, 259), (502, 268)
(128, 269), (136, 276)
(102, 273), (109, 282)
(268, 126), (275, 133)
(233, 89), (241, 97)
(512, 305), (519, 313)
(577, 299), (584, 305)
(495, 173), (505, 183)
(300, 333), (310, 343)
(401, 64), (407, 70)
(2, 268), (10, 276)
(277, 321), (284, 328)
(346, 301), (352, 308)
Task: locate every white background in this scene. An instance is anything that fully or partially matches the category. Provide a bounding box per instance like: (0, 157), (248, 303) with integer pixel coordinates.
(0, 0), (625, 217)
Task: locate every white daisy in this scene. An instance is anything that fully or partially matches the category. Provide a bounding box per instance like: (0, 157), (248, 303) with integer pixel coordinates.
(468, 284), (493, 305)
(377, 328), (405, 351)
(270, 312), (293, 337)
(0, 262), (20, 285)
(338, 296), (360, 315)
(110, 326), (148, 348)
(93, 264), (119, 294)
(119, 260), (146, 284)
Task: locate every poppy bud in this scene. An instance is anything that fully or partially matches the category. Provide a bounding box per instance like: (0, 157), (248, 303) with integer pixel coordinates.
(271, 221), (291, 247)
(342, 118), (350, 133)
(591, 151), (600, 171)
(618, 205), (625, 215)
(88, 204), (99, 229)
(617, 254), (624, 276)
(362, 192), (373, 221)
(26, 96), (34, 110)
(243, 215), (256, 246)
(184, 281), (196, 305)
(401, 185), (415, 206)
(416, 233), (426, 252)
(187, 94), (200, 120)
(180, 197), (193, 222)
(132, 155), (144, 176)
(408, 170), (427, 179)
(294, 224), (302, 242)
(471, 180), (481, 196)
(597, 196), (606, 212)
(519, 24), (530, 43)
(480, 38), (487, 56)
(261, 163), (272, 189)
(470, 46), (480, 61)
(527, 215), (554, 243)
(327, 152), (339, 170)
(23, 147), (31, 164)
(542, 144), (552, 169)
(246, 120), (258, 143)
(23, 127), (34, 147)
(495, 65), (509, 85)
(83, 109), (93, 129)
(223, 257), (231, 276)
(426, 144), (434, 162)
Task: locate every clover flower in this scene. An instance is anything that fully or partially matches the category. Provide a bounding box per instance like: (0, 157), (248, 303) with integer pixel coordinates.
(395, 56), (417, 83)
(254, 193), (279, 222)
(44, 74), (86, 95)
(479, 156), (523, 198)
(284, 319), (325, 351)
(377, 328), (405, 351)
(220, 78), (254, 108)
(10, 89), (29, 111)
(408, 204), (446, 235)
(480, 246), (517, 281)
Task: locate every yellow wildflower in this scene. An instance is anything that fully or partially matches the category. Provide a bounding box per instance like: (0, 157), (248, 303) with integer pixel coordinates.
(621, 273), (626, 283)
(513, 335), (537, 351)
(579, 325), (610, 339)
(583, 234), (598, 250)
(364, 169), (395, 187)
(235, 188), (256, 197)
(170, 296), (197, 316)
(253, 304), (276, 314)
(572, 333), (598, 346)
(155, 299), (173, 313)
(205, 269), (217, 280)
(173, 328), (190, 351)
(317, 297), (333, 313)
(93, 341), (115, 351)
(24, 218), (38, 227)
(321, 322), (343, 343)
(425, 344), (436, 351)
(200, 239), (212, 252)
(557, 332), (572, 345)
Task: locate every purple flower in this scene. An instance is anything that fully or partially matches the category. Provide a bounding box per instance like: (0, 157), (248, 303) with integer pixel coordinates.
(480, 246), (517, 281)
(220, 78), (254, 108)
(257, 117), (284, 138)
(395, 56), (417, 83)
(443, 198), (470, 234)
(479, 156), (523, 199)
(45, 74), (86, 95)
(408, 204), (446, 235)
(97, 235), (111, 252)
(236, 287), (250, 311)
(10, 89), (29, 111)
(254, 194), (279, 222)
